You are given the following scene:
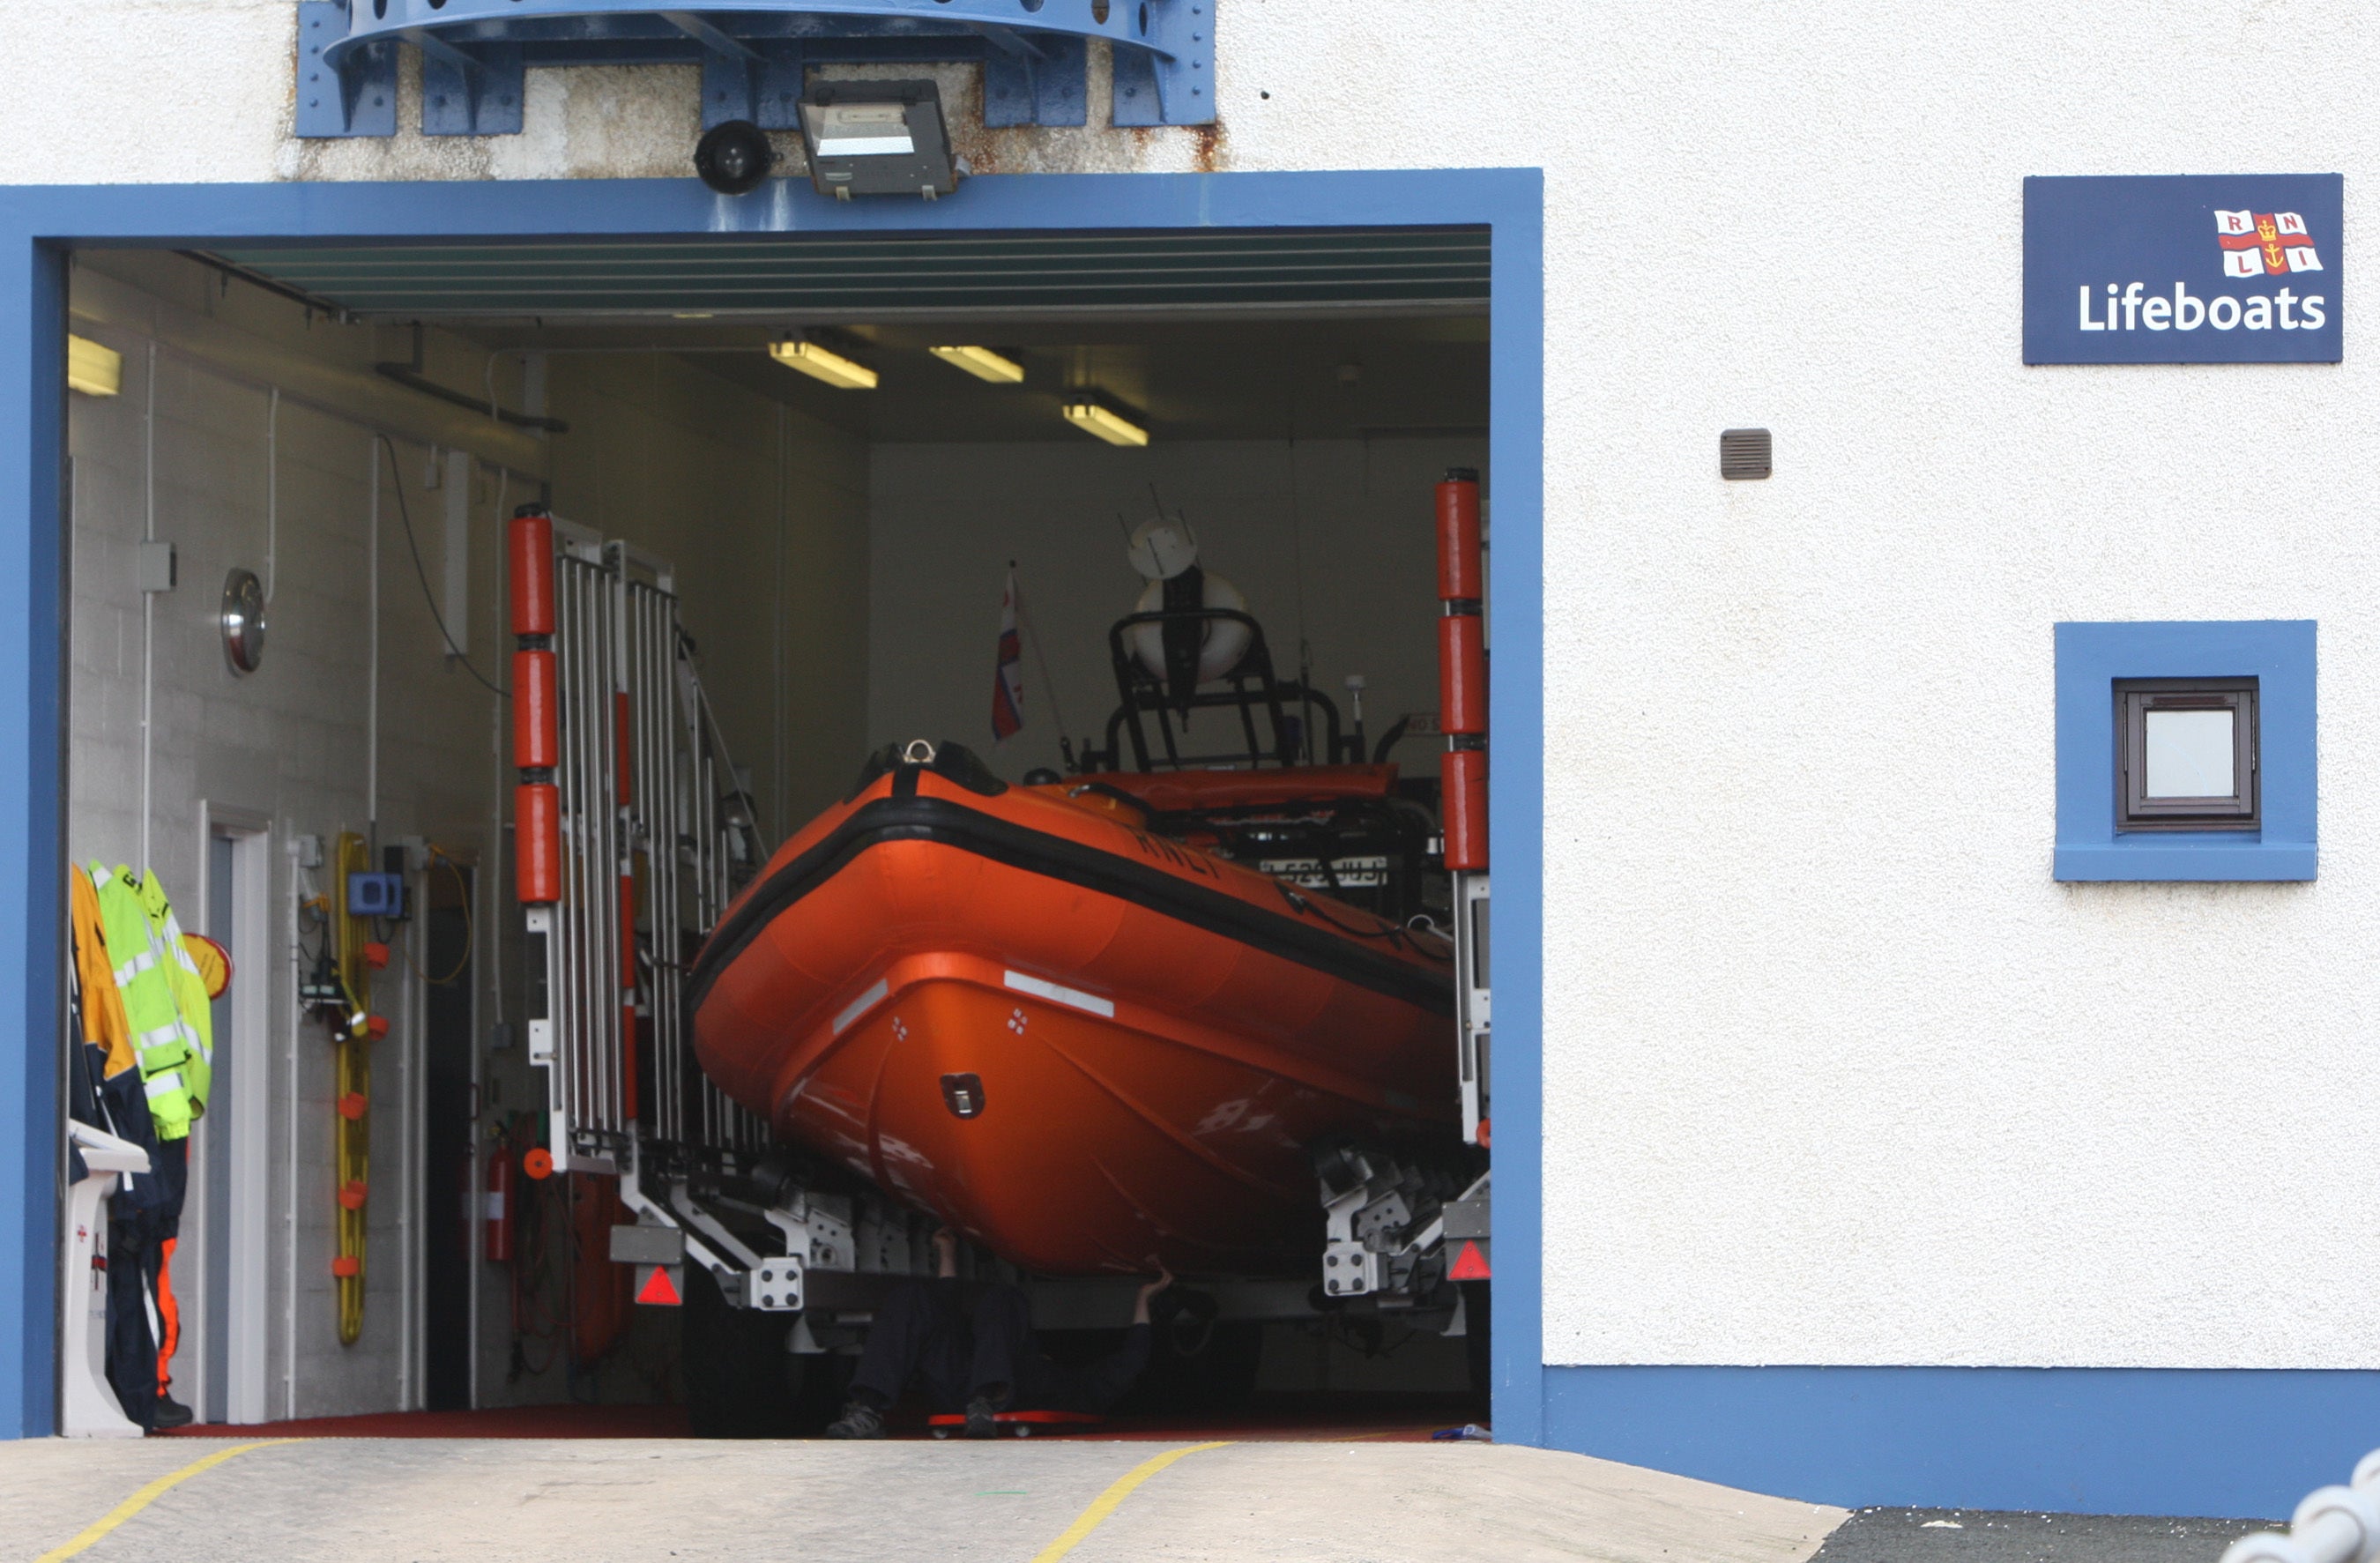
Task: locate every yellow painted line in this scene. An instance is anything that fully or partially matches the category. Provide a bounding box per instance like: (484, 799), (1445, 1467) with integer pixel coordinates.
(35, 1439), (304, 1562)
(1029, 1440), (1231, 1562)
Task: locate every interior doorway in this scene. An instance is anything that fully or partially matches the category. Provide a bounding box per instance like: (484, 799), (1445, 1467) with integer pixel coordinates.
(190, 805), (272, 1425)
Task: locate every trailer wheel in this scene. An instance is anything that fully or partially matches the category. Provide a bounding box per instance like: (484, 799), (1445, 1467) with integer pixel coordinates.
(681, 1263), (841, 1437)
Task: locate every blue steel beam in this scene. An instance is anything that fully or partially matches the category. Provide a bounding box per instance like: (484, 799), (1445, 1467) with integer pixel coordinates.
(294, 0), (1210, 136)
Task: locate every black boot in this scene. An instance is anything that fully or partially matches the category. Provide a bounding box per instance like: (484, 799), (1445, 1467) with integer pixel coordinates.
(152, 1391), (193, 1431)
(823, 1400), (886, 1440)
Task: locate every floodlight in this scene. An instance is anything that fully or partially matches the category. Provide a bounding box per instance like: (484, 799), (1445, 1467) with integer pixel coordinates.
(930, 346), (1026, 384)
(800, 80), (957, 200)
(770, 339), (879, 390)
(1060, 402), (1150, 448)
(66, 334), (121, 398)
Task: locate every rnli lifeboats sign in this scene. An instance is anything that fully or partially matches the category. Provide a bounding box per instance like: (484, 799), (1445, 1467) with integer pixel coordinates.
(2024, 175), (2342, 363)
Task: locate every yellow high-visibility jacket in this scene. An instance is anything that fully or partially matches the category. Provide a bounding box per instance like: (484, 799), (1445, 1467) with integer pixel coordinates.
(89, 865), (200, 1140)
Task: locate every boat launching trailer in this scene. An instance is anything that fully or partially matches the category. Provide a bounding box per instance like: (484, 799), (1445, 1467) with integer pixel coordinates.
(502, 473), (1494, 1422)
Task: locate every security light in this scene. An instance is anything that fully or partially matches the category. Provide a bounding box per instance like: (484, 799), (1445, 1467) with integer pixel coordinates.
(694, 120), (775, 197)
(799, 80), (957, 200)
(1061, 401), (1150, 448)
(930, 346), (1026, 384)
(66, 334), (120, 397)
(770, 339), (879, 391)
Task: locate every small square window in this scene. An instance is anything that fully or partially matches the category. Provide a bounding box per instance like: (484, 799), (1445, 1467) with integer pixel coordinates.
(2117, 679), (2257, 830)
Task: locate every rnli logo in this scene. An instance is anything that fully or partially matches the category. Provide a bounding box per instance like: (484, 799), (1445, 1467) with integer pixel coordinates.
(2023, 174), (2340, 365)
(2217, 210), (2322, 278)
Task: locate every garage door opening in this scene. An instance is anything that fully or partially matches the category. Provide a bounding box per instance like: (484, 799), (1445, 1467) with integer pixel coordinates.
(58, 224), (1493, 1442)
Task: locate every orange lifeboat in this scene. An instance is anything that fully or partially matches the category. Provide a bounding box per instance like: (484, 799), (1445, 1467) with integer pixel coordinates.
(687, 741), (1458, 1277)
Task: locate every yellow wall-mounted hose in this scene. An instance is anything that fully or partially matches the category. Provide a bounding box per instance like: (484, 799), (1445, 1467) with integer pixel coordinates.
(332, 832), (374, 1347)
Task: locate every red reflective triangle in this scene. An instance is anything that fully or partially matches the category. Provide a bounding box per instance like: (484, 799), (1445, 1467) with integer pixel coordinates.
(1448, 1240), (1491, 1281)
(636, 1265), (682, 1306)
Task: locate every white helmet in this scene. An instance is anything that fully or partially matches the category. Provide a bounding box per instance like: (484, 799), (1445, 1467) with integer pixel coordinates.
(1126, 518), (1199, 581)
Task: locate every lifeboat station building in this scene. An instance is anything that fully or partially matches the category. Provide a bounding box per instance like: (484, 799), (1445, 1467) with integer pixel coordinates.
(0, 0), (2373, 1528)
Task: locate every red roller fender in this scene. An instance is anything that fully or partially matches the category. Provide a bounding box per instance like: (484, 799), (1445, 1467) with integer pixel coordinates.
(509, 509), (554, 637)
(516, 783), (562, 904)
(1441, 748), (1487, 872)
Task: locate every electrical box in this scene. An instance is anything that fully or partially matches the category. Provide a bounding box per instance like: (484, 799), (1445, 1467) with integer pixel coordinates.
(137, 541), (177, 593)
(347, 871), (405, 919)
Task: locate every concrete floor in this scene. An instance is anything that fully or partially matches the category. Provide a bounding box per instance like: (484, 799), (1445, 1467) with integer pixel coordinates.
(3, 1435), (1844, 1562)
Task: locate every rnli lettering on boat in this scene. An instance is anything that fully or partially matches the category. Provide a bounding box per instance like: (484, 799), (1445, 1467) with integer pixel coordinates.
(1131, 830), (1218, 878)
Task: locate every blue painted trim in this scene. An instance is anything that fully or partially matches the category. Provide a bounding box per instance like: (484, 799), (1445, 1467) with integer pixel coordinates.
(2054, 620), (2317, 882)
(0, 169), (1547, 1441)
(0, 236), (63, 1441)
(1485, 184), (1545, 1450)
(1545, 1365), (2380, 1518)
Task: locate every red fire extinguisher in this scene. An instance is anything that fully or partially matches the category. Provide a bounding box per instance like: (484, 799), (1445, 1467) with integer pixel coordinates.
(485, 1136), (515, 1264)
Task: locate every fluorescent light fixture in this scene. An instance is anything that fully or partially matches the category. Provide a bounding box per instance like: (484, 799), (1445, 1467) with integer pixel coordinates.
(66, 334), (121, 398)
(770, 339), (879, 391)
(930, 346), (1025, 384)
(1061, 402), (1150, 448)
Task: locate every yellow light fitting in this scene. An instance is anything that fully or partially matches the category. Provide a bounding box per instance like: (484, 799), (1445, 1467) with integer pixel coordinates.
(66, 334), (121, 398)
(930, 345), (1025, 384)
(1060, 401), (1149, 448)
(769, 339), (878, 390)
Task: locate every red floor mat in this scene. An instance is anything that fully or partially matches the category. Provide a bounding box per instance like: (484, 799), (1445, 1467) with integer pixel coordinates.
(165, 1393), (1481, 1443)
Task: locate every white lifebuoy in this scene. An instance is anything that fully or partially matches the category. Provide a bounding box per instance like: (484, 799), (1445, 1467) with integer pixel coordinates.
(1130, 572), (1253, 685)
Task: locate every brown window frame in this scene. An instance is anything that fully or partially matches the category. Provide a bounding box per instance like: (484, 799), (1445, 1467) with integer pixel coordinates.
(2116, 678), (2258, 831)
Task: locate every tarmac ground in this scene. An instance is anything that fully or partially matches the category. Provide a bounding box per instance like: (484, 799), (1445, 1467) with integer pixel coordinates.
(2, 1426), (2283, 1563)
(3, 1432), (1840, 1563)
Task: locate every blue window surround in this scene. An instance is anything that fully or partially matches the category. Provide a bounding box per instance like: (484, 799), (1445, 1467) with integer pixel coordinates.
(2055, 620), (2317, 882)
(0, 172), (2369, 1521)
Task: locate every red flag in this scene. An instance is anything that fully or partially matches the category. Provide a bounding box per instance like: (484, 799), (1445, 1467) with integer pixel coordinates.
(992, 571), (1024, 741)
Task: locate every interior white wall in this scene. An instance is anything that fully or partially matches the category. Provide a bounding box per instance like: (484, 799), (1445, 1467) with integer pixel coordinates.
(65, 256), (861, 1418)
(867, 438), (1483, 783)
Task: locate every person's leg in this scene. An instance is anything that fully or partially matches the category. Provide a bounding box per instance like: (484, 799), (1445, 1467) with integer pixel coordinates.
(844, 1278), (943, 1407)
(963, 1284), (1034, 1406)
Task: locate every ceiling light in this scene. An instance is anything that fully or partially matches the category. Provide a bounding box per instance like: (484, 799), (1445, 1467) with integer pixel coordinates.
(930, 346), (1025, 384)
(770, 339), (878, 390)
(799, 80), (957, 200)
(66, 334), (120, 398)
(1061, 402), (1149, 448)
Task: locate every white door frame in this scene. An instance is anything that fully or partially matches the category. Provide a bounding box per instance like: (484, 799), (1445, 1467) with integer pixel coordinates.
(194, 802), (272, 1425)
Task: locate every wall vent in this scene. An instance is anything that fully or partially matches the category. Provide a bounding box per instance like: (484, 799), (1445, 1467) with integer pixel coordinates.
(1720, 428), (1772, 480)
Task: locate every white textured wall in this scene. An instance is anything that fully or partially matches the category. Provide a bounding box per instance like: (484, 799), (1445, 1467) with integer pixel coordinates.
(19, 2), (2380, 1372)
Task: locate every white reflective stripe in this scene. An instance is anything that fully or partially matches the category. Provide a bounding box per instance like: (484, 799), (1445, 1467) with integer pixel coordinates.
(1001, 970), (1115, 1018)
(137, 1023), (182, 1050)
(111, 950), (157, 986)
(143, 1071), (184, 1099)
(831, 979), (890, 1037)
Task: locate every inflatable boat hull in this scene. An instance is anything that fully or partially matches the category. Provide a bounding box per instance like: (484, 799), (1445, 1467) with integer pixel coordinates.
(688, 755), (1456, 1276)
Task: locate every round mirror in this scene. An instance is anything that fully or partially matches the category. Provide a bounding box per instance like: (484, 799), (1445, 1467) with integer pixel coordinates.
(221, 567), (266, 674)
